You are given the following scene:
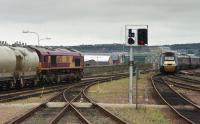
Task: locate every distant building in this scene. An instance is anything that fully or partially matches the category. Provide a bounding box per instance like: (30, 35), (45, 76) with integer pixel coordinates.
(84, 55), (110, 66)
(85, 60), (96, 66)
(108, 52), (126, 65)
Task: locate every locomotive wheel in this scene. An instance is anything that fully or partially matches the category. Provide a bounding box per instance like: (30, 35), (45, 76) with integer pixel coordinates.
(76, 75), (81, 81)
(56, 76), (61, 84)
(75, 72), (81, 82)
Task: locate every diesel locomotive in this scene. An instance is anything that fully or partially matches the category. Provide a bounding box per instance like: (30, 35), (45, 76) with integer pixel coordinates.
(0, 45), (84, 89)
(160, 51), (200, 73)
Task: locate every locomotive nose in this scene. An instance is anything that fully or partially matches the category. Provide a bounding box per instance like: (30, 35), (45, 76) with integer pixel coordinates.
(163, 61), (177, 72)
(163, 61), (176, 66)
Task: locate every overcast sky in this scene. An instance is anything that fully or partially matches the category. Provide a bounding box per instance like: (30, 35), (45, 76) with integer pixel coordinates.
(0, 0), (200, 46)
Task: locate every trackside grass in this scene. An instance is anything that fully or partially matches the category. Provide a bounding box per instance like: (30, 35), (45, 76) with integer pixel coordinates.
(106, 107), (175, 124)
(86, 72), (176, 124)
(87, 72), (154, 104)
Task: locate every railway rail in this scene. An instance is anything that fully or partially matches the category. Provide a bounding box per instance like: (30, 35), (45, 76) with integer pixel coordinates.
(152, 75), (200, 124)
(0, 73), (128, 103)
(169, 74), (200, 85)
(180, 70), (200, 77)
(164, 76), (200, 92)
(5, 74), (128, 124)
(0, 84), (72, 102)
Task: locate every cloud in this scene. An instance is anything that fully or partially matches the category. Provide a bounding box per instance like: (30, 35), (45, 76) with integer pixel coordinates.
(0, 0), (199, 46)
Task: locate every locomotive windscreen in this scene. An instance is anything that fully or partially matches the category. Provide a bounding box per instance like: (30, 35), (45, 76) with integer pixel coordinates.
(164, 56), (175, 61)
(75, 58), (80, 66)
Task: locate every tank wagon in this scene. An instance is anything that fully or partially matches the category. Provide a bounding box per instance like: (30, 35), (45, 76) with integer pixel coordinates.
(160, 52), (200, 73)
(0, 45), (84, 89)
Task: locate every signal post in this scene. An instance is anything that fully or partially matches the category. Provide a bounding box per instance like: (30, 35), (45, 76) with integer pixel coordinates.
(125, 25), (148, 108)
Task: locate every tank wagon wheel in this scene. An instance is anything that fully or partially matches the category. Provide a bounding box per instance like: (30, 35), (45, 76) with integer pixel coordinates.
(0, 81), (14, 90)
(29, 79), (38, 87)
(4, 81), (12, 90)
(9, 80), (15, 89)
(16, 78), (25, 89)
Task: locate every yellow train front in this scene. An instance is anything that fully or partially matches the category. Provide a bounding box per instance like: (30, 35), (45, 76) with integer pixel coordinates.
(160, 52), (178, 73)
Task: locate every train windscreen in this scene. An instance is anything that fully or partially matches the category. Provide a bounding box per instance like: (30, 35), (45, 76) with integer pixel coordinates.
(164, 56), (175, 61)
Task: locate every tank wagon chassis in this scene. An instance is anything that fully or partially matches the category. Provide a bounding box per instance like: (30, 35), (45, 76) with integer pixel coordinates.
(0, 45), (84, 90)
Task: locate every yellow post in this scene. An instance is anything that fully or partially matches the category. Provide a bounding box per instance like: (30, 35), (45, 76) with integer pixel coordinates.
(40, 86), (45, 98)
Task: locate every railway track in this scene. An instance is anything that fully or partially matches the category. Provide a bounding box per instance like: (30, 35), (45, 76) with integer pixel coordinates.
(0, 74), (128, 103)
(5, 75), (128, 124)
(152, 75), (200, 124)
(0, 84), (72, 102)
(170, 74), (200, 85)
(164, 77), (200, 92)
(180, 70), (200, 77)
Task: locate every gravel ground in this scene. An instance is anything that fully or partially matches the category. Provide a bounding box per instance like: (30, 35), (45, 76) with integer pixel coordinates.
(58, 109), (83, 124)
(0, 107), (29, 123)
(78, 107), (116, 124)
(106, 107), (177, 124)
(21, 107), (63, 124)
(6, 92), (58, 104)
(0, 92), (58, 123)
(177, 74), (200, 81)
(172, 86), (200, 105)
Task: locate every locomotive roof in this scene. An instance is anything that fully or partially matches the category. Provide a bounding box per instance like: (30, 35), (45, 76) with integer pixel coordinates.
(162, 52), (175, 56)
(29, 46), (82, 56)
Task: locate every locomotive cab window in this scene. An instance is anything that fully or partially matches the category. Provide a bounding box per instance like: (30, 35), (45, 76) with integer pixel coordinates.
(75, 58), (80, 66)
(164, 57), (175, 61)
(51, 55), (57, 65)
(44, 56), (48, 62)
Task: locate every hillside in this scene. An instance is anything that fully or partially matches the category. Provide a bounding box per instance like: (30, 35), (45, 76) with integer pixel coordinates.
(165, 43), (200, 50)
(52, 43), (200, 56)
(68, 44), (153, 53)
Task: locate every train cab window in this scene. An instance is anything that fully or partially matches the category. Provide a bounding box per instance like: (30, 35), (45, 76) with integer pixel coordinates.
(164, 57), (174, 61)
(51, 55), (57, 65)
(44, 56), (48, 63)
(75, 58), (80, 66)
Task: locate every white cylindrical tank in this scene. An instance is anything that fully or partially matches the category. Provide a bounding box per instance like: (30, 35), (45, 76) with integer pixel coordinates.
(13, 47), (39, 77)
(0, 46), (16, 78)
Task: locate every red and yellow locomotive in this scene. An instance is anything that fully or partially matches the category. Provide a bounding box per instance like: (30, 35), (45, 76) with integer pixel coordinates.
(31, 46), (84, 84)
